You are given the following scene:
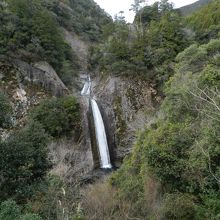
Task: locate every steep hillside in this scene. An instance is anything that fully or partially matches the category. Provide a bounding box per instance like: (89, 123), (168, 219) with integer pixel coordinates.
(43, 0), (112, 42)
(0, 0), (111, 219)
(0, 0), (111, 84)
(1, 0), (220, 219)
(180, 0), (212, 16)
(185, 0), (220, 42)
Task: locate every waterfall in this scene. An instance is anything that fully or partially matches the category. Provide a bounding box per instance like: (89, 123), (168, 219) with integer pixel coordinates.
(91, 99), (112, 169)
(81, 76), (112, 169)
(81, 76), (91, 96)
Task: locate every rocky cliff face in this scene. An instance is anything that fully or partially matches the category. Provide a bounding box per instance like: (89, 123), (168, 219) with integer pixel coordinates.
(63, 29), (89, 72)
(12, 59), (69, 96)
(91, 75), (159, 167)
(0, 59), (49, 134)
(0, 56), (73, 164)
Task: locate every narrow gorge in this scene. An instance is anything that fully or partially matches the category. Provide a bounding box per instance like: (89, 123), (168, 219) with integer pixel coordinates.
(0, 0), (220, 219)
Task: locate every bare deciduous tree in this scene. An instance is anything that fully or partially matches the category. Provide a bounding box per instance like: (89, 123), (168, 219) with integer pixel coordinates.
(187, 85), (220, 184)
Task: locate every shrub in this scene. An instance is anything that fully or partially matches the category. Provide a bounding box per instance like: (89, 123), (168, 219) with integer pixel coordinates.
(199, 65), (220, 87)
(176, 44), (208, 66)
(60, 60), (79, 86)
(19, 213), (42, 220)
(0, 200), (42, 220)
(29, 175), (65, 220)
(109, 150), (148, 218)
(0, 200), (21, 220)
(176, 44), (198, 63)
(162, 193), (196, 220)
(196, 192), (220, 219)
(0, 122), (50, 201)
(30, 96), (81, 138)
(203, 39), (220, 55)
(144, 122), (195, 191)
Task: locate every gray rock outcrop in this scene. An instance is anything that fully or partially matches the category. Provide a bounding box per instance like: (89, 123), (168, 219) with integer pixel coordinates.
(12, 59), (69, 96)
(92, 75), (158, 167)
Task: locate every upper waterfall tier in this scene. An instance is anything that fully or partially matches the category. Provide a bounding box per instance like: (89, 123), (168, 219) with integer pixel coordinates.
(81, 76), (91, 96)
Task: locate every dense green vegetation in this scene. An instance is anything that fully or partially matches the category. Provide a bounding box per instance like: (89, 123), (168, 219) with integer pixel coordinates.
(185, 0), (220, 42)
(0, 95), (81, 218)
(30, 96), (81, 138)
(0, 0), (79, 84)
(0, 121), (51, 218)
(1, 0), (70, 67)
(0, 122), (50, 202)
(0, 0), (111, 85)
(0, 200), (42, 220)
(89, 0), (220, 88)
(46, 0), (112, 41)
(89, 0), (188, 89)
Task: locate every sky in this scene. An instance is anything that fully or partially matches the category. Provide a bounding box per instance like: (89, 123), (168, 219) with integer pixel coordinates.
(94, 0), (198, 23)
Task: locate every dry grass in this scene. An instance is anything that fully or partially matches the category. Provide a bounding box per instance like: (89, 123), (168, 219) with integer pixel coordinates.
(82, 181), (116, 220)
(82, 174), (163, 220)
(82, 180), (139, 220)
(144, 175), (162, 220)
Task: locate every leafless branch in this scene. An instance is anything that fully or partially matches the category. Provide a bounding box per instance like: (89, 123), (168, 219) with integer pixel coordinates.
(195, 140), (220, 184)
(188, 86), (220, 114)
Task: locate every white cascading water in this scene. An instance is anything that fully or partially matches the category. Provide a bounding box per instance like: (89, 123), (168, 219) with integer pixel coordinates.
(91, 99), (112, 169)
(81, 76), (112, 169)
(81, 76), (91, 96)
